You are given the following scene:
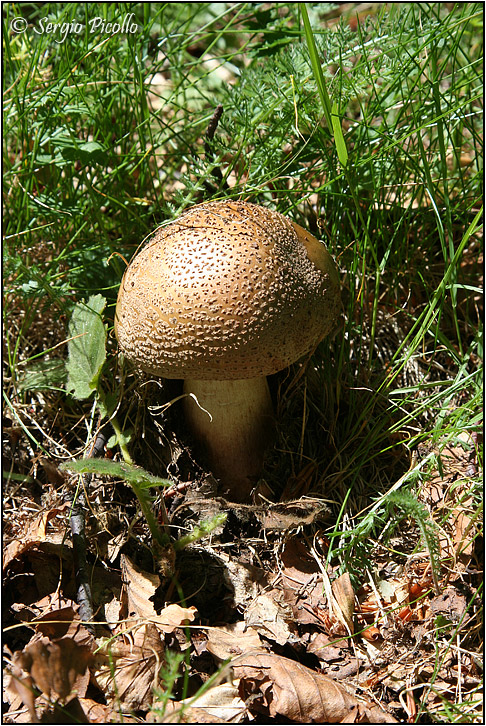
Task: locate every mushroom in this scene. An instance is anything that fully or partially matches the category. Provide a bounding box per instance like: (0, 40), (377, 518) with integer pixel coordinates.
(115, 200), (340, 502)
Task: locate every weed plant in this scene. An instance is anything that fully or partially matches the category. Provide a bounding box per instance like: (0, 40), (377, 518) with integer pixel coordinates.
(3, 3), (483, 722)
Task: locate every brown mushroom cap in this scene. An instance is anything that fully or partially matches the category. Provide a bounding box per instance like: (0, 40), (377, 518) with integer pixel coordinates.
(115, 201), (340, 380)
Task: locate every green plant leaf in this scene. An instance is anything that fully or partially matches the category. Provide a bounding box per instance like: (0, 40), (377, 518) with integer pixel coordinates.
(331, 101), (348, 168)
(173, 513), (228, 550)
(61, 140), (106, 165)
(106, 428), (133, 451)
(59, 457), (171, 489)
(386, 489), (441, 594)
(97, 390), (118, 419)
(18, 358), (67, 392)
(66, 294), (107, 400)
(300, 4), (332, 129)
(301, 5), (349, 168)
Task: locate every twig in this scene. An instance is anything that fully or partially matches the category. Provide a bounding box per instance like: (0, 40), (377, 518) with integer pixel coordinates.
(70, 483), (94, 634)
(203, 104), (229, 193)
(67, 422), (113, 635)
(205, 104), (224, 148)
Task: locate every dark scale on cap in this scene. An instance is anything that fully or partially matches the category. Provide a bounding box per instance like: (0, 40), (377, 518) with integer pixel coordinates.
(115, 201), (340, 380)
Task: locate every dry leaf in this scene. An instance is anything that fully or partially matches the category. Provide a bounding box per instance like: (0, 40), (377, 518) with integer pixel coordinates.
(14, 635), (92, 701)
(6, 695), (91, 724)
(155, 705), (228, 723)
(121, 555), (197, 631)
(32, 504), (70, 539)
(258, 498), (328, 531)
(232, 651), (396, 723)
(453, 509), (474, 557)
(33, 606), (78, 639)
(307, 632), (344, 663)
(206, 621), (263, 661)
(245, 593), (296, 645)
(3, 542), (76, 619)
(32, 602), (94, 650)
(332, 573), (355, 635)
(121, 554), (160, 620)
(153, 603), (198, 633)
(96, 623), (165, 711)
(153, 681), (247, 723)
(3, 505), (70, 569)
(214, 550), (267, 608)
(6, 665), (37, 723)
(11, 593), (76, 626)
(428, 587), (467, 622)
(78, 696), (138, 723)
(6, 603), (95, 720)
(99, 556), (197, 711)
(278, 539), (326, 627)
(107, 532), (128, 562)
(281, 539), (321, 586)
(104, 594), (124, 629)
(377, 577), (410, 607)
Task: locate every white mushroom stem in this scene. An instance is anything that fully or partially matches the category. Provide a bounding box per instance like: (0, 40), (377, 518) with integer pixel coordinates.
(183, 377), (275, 502)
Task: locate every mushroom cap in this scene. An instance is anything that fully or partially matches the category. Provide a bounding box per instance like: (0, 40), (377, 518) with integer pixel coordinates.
(115, 201), (340, 380)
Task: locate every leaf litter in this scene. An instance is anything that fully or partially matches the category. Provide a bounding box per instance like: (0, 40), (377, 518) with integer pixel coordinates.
(3, 424), (482, 723)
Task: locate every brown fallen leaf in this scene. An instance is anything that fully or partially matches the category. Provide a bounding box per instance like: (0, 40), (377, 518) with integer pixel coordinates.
(245, 593), (296, 645)
(78, 696), (139, 723)
(154, 602), (198, 633)
(307, 632), (345, 663)
(206, 621), (264, 661)
(232, 651), (396, 723)
(96, 623), (165, 711)
(6, 664), (37, 723)
(5, 603), (94, 723)
(120, 554), (197, 632)
(33, 606), (78, 639)
(277, 539), (329, 627)
(96, 559), (197, 711)
(213, 549), (267, 608)
(104, 593), (124, 630)
(121, 554), (160, 620)
(3, 505), (70, 570)
(7, 694), (128, 725)
(32, 601), (94, 645)
(332, 573), (355, 636)
(11, 593), (76, 627)
(153, 705), (228, 723)
(428, 587), (467, 622)
(12, 635), (92, 702)
(281, 538), (321, 585)
(152, 681), (247, 723)
(4, 694), (91, 725)
(31, 504), (70, 539)
(453, 508), (474, 558)
(3, 542), (77, 621)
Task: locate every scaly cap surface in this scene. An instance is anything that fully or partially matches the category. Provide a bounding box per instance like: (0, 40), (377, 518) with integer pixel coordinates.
(115, 201), (340, 380)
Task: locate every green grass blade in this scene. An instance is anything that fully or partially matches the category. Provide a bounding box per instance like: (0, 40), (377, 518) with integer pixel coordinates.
(300, 4), (333, 129)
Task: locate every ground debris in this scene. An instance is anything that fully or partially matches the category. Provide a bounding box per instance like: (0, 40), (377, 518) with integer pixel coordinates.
(4, 604), (95, 723)
(150, 681), (248, 723)
(3, 427), (481, 725)
(232, 650), (396, 723)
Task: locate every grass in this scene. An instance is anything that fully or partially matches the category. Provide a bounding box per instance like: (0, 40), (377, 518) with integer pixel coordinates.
(3, 2), (483, 723)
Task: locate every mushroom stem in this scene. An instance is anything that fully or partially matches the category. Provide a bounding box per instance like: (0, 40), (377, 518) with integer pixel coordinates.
(183, 377), (275, 502)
